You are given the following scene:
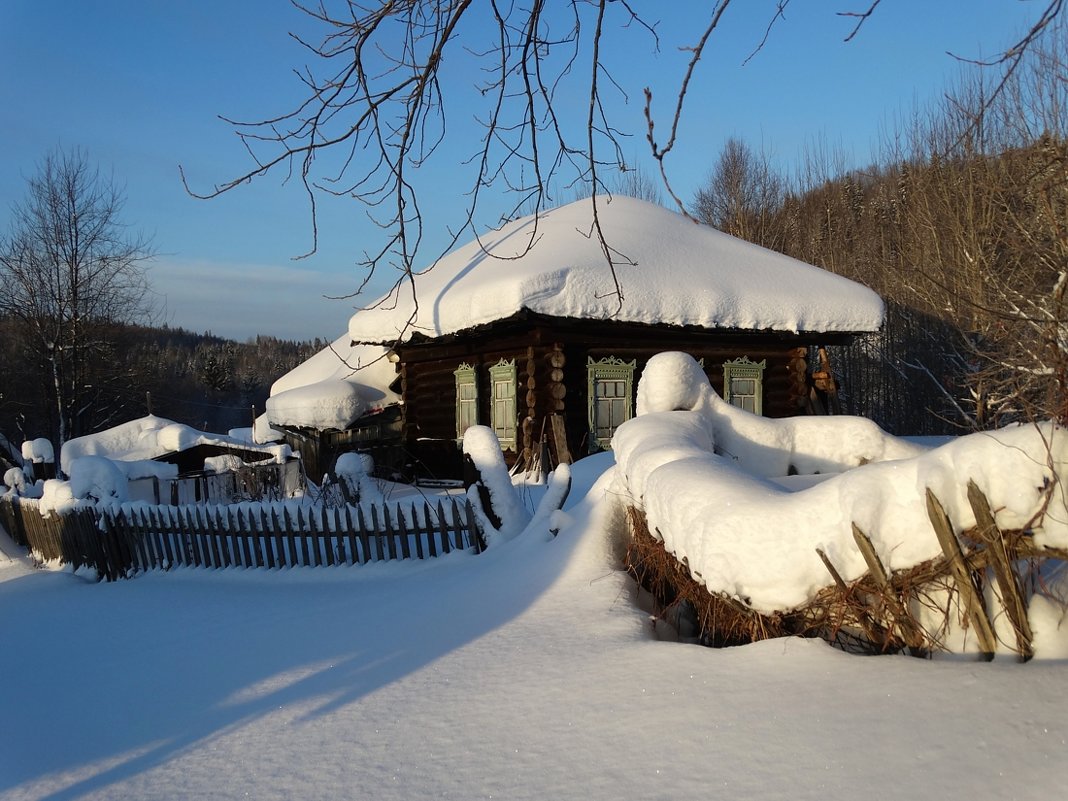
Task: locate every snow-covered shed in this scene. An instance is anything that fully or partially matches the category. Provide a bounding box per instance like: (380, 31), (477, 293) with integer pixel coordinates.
(273, 195), (884, 478)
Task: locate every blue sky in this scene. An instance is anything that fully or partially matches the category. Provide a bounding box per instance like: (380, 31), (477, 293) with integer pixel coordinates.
(0, 1), (1043, 341)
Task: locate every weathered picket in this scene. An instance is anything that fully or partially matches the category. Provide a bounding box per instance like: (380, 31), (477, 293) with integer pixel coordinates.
(0, 495), (481, 581)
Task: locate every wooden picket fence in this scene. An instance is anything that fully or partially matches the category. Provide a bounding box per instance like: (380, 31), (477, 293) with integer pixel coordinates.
(0, 494), (482, 582)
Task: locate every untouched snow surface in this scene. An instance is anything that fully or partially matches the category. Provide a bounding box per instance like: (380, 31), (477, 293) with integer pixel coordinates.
(1, 456), (1066, 801)
(346, 195), (885, 344)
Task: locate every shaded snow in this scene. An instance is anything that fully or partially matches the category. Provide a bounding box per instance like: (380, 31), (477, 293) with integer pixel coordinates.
(347, 195), (885, 344)
(1, 455), (1066, 801)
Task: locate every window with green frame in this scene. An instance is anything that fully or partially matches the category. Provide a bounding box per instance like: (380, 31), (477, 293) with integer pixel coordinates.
(454, 363), (478, 438)
(587, 356), (636, 450)
(723, 357), (766, 415)
(488, 358), (517, 449)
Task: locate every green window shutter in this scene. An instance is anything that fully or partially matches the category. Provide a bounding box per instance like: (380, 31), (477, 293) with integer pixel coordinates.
(723, 357), (766, 415)
(488, 358), (517, 449)
(586, 356), (636, 451)
(454, 363), (478, 438)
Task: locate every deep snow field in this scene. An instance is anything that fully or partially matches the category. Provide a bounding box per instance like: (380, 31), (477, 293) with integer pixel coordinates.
(1, 453), (1066, 801)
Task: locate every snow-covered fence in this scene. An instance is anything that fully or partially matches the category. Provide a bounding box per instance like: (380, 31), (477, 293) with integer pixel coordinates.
(0, 495), (480, 581)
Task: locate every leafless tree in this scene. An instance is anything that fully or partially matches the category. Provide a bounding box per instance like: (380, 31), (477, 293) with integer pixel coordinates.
(184, 1), (1065, 345)
(0, 148), (155, 447)
(692, 137), (784, 248)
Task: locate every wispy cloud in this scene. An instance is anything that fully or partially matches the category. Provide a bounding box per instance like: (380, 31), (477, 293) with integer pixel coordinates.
(148, 259), (368, 342)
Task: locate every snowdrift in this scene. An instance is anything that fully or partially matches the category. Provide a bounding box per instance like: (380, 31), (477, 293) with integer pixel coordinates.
(613, 353), (1068, 653)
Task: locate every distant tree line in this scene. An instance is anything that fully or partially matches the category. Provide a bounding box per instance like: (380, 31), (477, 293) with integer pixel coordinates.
(0, 320), (322, 456)
(691, 18), (1067, 435)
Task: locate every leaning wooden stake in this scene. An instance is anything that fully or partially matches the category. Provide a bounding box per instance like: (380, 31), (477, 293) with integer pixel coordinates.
(851, 524), (928, 656)
(925, 489), (997, 660)
(966, 481), (1033, 661)
(816, 547), (887, 652)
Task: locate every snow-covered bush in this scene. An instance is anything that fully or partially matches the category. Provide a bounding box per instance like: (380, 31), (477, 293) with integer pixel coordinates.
(21, 438), (54, 465)
(4, 467), (28, 496)
(334, 452), (383, 504)
(67, 456), (128, 506)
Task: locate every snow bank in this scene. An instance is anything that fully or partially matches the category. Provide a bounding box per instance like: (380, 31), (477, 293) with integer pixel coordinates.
(347, 195), (885, 344)
(614, 353), (1068, 614)
(67, 456), (129, 506)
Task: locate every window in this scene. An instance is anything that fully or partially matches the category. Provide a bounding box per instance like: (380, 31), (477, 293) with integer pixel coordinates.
(454, 363), (478, 438)
(723, 357), (766, 415)
(488, 358), (517, 449)
(587, 357), (636, 450)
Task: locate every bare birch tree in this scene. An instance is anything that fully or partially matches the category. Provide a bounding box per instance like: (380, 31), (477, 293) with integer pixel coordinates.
(0, 148), (155, 447)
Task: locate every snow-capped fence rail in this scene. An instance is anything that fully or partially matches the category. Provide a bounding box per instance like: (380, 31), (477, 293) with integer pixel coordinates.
(0, 495), (481, 581)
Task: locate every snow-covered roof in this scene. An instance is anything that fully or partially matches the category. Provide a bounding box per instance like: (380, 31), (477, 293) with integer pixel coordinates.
(266, 338), (400, 431)
(60, 415), (289, 476)
(347, 195), (885, 344)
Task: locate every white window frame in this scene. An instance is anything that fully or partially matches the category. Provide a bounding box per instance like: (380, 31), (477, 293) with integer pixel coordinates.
(454, 362), (478, 438)
(488, 358), (517, 450)
(723, 357), (766, 415)
(587, 356), (636, 450)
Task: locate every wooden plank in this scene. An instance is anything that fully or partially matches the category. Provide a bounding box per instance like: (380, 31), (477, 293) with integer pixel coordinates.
(550, 415), (571, 465)
(370, 504), (384, 562)
(926, 489), (997, 660)
(852, 524), (927, 655)
(438, 500), (451, 555)
(340, 507), (354, 565)
(420, 503), (435, 559)
(816, 547), (887, 651)
(357, 505), (371, 564)
(322, 506), (335, 566)
(262, 506), (278, 569)
(383, 504), (398, 561)
(397, 504), (412, 560)
(268, 508), (285, 568)
(465, 499), (484, 553)
(967, 480), (1032, 660)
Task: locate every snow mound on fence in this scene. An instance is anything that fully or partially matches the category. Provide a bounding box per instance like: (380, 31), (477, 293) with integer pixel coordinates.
(614, 352), (1068, 614)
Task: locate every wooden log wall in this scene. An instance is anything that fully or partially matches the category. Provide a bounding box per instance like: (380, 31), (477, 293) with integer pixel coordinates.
(0, 495), (480, 582)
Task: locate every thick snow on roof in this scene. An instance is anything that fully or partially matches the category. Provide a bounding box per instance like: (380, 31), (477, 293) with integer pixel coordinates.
(347, 195), (885, 344)
(267, 337), (400, 431)
(60, 416), (288, 475)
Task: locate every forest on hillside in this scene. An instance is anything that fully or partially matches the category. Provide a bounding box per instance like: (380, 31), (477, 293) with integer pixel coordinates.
(690, 18), (1067, 435)
(0, 323), (321, 459)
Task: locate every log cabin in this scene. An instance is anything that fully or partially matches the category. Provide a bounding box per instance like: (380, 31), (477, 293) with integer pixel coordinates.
(267, 195), (884, 480)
